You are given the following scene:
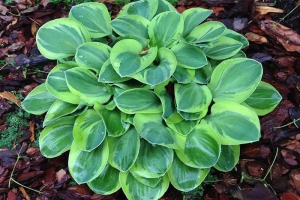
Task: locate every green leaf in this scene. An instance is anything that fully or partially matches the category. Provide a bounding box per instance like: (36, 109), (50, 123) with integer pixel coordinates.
(130, 139), (173, 178)
(130, 173), (162, 188)
(132, 47), (177, 86)
(244, 81), (282, 116)
(88, 164), (121, 195)
(168, 154), (210, 192)
(155, 0), (176, 14)
(46, 64), (81, 104)
(182, 7), (212, 37)
(98, 60), (131, 83)
(175, 83), (212, 113)
(133, 113), (177, 148)
(203, 101), (260, 145)
(118, 0), (159, 20)
(65, 67), (111, 105)
(214, 145), (240, 172)
(172, 65), (195, 84)
(175, 123), (221, 168)
(39, 116), (76, 158)
(115, 89), (162, 114)
(202, 36), (243, 60)
(69, 2), (112, 38)
(68, 139), (109, 184)
(110, 39), (158, 77)
(223, 28), (249, 48)
(166, 119), (199, 136)
(107, 128), (140, 172)
(21, 83), (56, 115)
(110, 15), (150, 39)
(208, 58), (262, 103)
(148, 11), (184, 48)
(193, 62), (212, 84)
(75, 42), (111, 74)
(186, 21), (226, 43)
(73, 109), (106, 151)
(178, 109), (208, 121)
(171, 42), (207, 69)
(43, 99), (85, 127)
(36, 18), (90, 59)
(94, 103), (130, 137)
(120, 172), (169, 200)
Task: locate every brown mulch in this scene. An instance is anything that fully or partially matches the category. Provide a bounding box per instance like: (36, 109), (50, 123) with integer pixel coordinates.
(1, 0), (300, 199)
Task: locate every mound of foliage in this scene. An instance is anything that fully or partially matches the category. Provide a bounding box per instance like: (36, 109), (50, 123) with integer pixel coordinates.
(21, 0), (282, 199)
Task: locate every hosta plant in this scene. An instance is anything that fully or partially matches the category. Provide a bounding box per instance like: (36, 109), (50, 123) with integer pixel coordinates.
(21, 0), (282, 199)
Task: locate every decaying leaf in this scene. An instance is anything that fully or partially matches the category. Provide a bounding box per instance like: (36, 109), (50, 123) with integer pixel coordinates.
(256, 6), (284, 15)
(0, 91), (21, 106)
(260, 20), (300, 53)
(245, 32), (268, 44)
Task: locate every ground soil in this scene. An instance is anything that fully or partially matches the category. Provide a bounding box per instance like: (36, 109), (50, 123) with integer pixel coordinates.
(1, 0), (300, 199)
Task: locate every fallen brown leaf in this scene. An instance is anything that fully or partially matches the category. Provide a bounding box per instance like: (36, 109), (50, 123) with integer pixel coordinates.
(256, 6), (284, 15)
(29, 121), (35, 142)
(245, 32), (268, 44)
(260, 20), (300, 53)
(0, 91), (21, 106)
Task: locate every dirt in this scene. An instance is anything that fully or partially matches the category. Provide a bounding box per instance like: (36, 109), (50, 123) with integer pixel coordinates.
(0, 0), (300, 199)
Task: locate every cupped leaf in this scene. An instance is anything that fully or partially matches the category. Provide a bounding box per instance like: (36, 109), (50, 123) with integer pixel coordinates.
(185, 21), (226, 44)
(43, 99), (85, 127)
(133, 113), (177, 148)
(115, 89), (162, 114)
(107, 128), (140, 172)
(208, 58), (262, 103)
(175, 83), (212, 113)
(68, 139), (109, 184)
(202, 36), (243, 60)
(130, 139), (173, 178)
(21, 83), (56, 115)
(36, 18), (90, 59)
(46, 64), (81, 104)
(171, 42), (207, 69)
(110, 39), (158, 77)
(131, 173), (162, 188)
(244, 81), (282, 116)
(203, 101), (260, 145)
(155, 0), (176, 14)
(168, 154), (210, 192)
(167, 119), (199, 136)
(69, 2), (112, 38)
(172, 65), (195, 84)
(175, 123), (221, 168)
(94, 103), (130, 137)
(65, 67), (111, 105)
(110, 15), (150, 39)
(182, 7), (212, 37)
(178, 109), (208, 121)
(39, 116), (76, 158)
(120, 172), (169, 200)
(75, 42), (111, 74)
(118, 0), (159, 20)
(73, 109), (106, 151)
(223, 28), (249, 48)
(132, 47), (177, 86)
(98, 60), (131, 83)
(214, 145), (240, 172)
(148, 11), (184, 48)
(88, 164), (121, 195)
(193, 62), (212, 84)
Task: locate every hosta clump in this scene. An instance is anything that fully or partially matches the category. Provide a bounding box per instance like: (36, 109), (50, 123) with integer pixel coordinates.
(21, 0), (282, 199)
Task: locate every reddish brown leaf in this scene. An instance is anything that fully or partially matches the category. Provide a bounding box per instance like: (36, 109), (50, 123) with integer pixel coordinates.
(242, 144), (271, 158)
(43, 168), (56, 187)
(242, 183), (278, 200)
(68, 184), (94, 198)
(289, 169), (300, 190)
(7, 189), (17, 200)
(260, 20), (300, 53)
(280, 192), (300, 200)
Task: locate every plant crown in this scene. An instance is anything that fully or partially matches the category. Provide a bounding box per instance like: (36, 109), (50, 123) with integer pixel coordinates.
(21, 0), (282, 199)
